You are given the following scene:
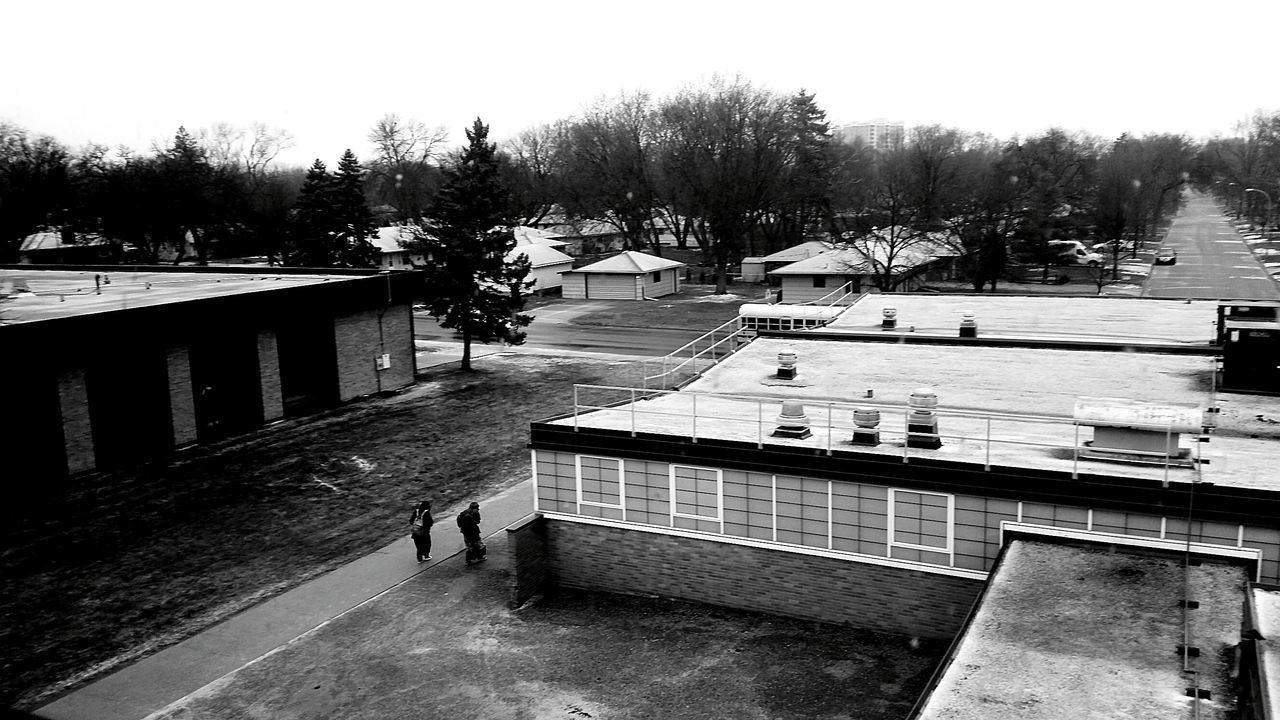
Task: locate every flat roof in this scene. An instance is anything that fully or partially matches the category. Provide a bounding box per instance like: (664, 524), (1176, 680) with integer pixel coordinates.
(554, 336), (1280, 490)
(0, 268), (369, 325)
(915, 539), (1247, 719)
(825, 294), (1221, 346)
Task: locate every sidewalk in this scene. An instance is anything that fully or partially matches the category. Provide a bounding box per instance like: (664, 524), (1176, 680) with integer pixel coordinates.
(36, 480), (537, 720)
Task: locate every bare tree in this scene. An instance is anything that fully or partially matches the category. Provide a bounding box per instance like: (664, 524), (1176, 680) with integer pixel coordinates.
(366, 113), (448, 221)
(658, 76), (792, 292)
(557, 92), (663, 252)
(500, 122), (565, 226)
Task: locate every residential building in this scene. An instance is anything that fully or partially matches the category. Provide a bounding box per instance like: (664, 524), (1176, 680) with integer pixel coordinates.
(561, 251), (684, 300)
(834, 120), (905, 151)
(371, 226), (426, 270)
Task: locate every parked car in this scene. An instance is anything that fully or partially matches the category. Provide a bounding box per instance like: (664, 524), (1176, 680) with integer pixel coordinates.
(1154, 248), (1178, 265)
(1048, 240), (1103, 266)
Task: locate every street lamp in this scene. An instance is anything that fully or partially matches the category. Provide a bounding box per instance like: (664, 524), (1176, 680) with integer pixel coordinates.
(1245, 188), (1272, 231)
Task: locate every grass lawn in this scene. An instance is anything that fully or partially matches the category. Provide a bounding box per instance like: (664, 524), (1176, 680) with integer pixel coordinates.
(0, 354), (641, 710)
(568, 284), (768, 328)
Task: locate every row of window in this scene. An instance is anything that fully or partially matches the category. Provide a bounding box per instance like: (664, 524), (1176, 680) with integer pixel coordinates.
(537, 451), (1280, 583)
(569, 454), (951, 558)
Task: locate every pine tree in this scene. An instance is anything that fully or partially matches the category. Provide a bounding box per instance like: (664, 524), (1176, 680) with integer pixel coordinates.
(287, 151), (377, 267)
(331, 150), (378, 267)
(413, 118), (532, 371)
(288, 159), (336, 266)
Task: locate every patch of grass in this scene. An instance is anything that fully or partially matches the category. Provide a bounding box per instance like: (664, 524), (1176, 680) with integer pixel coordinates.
(0, 354), (639, 710)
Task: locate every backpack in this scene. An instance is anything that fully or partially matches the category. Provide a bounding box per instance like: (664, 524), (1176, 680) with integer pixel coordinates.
(411, 510), (430, 535)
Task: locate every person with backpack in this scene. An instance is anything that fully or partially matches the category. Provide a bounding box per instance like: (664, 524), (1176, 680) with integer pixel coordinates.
(457, 502), (485, 565)
(409, 500), (434, 563)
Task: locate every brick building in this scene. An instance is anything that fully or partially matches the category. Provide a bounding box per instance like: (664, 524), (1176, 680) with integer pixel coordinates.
(512, 293), (1280, 715)
(1, 266), (420, 496)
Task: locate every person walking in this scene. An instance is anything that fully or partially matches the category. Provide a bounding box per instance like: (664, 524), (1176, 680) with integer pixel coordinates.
(409, 500), (433, 563)
(457, 502), (485, 565)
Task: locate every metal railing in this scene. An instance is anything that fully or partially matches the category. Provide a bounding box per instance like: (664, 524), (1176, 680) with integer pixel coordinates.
(640, 316), (750, 390)
(568, 384), (1204, 481)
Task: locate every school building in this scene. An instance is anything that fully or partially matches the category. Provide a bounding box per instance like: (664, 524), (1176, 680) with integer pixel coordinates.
(512, 293), (1280, 718)
(1, 266), (420, 497)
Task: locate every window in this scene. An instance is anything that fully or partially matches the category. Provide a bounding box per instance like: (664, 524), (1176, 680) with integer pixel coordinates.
(671, 465), (721, 521)
(577, 455), (623, 508)
(889, 489), (952, 552)
(813, 276), (826, 288)
(652, 271), (662, 283)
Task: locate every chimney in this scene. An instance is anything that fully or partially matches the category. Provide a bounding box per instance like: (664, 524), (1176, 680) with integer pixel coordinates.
(959, 312), (977, 338)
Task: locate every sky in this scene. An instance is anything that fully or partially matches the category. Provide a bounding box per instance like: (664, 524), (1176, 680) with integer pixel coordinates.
(4, 0), (1279, 168)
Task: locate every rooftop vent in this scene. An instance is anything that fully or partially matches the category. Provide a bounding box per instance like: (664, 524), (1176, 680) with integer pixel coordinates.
(1074, 397), (1203, 466)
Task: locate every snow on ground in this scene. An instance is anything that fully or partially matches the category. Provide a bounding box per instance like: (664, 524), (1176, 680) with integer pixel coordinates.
(691, 293), (752, 303)
(916, 540), (1247, 719)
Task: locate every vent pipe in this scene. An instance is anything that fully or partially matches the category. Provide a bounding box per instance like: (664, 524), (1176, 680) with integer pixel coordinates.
(906, 388), (942, 449)
(773, 400), (812, 439)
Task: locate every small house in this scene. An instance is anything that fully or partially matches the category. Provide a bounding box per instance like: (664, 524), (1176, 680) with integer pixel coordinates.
(561, 251), (685, 300)
(372, 226), (426, 270)
(508, 243), (574, 294)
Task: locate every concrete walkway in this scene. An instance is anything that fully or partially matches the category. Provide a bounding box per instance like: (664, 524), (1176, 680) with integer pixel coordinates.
(36, 480), (538, 720)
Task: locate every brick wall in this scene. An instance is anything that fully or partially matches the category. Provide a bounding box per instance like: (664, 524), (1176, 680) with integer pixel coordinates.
(541, 518), (983, 639)
(57, 368), (95, 474)
(507, 515), (549, 608)
(166, 346), (197, 446)
(256, 330), (283, 422)
(334, 305), (414, 401)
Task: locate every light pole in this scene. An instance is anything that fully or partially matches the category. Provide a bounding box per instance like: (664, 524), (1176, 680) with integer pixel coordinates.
(1245, 188), (1272, 231)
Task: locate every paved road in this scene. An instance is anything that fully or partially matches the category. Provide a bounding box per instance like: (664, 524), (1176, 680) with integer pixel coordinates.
(414, 305), (708, 357)
(1143, 192), (1280, 300)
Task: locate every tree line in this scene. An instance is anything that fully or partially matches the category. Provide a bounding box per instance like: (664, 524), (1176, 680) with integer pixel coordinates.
(3, 80), (1278, 292)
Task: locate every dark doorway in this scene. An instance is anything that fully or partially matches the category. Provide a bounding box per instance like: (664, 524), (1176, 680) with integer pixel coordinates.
(0, 363), (68, 499)
(86, 342), (174, 471)
(190, 327), (264, 442)
(276, 315), (338, 417)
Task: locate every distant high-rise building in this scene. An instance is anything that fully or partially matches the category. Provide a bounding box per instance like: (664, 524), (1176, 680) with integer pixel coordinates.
(834, 120), (904, 151)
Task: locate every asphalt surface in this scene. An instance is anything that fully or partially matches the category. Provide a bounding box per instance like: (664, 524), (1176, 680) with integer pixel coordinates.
(36, 481), (540, 720)
(1143, 192), (1280, 300)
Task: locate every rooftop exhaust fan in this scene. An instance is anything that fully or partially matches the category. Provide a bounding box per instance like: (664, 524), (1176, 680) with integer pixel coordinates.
(1073, 397), (1204, 467)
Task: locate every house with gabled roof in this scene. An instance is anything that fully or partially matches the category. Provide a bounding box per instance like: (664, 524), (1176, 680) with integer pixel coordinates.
(371, 226), (426, 270)
(561, 250), (685, 300)
(509, 243), (574, 294)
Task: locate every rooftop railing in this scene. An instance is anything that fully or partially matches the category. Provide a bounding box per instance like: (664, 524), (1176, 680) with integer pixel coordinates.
(567, 384), (1206, 485)
(640, 316), (748, 390)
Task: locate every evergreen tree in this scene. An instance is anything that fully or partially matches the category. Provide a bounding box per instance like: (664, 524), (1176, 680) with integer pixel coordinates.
(330, 150), (378, 267)
(288, 159), (336, 266)
(412, 118), (532, 371)
(287, 151), (377, 267)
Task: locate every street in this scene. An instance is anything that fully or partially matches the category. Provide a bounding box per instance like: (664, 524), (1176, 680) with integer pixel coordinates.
(1143, 191), (1280, 300)
(413, 304), (708, 358)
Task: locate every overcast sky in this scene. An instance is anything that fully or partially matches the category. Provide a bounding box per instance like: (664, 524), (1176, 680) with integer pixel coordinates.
(4, 0), (1278, 168)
